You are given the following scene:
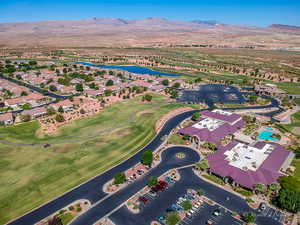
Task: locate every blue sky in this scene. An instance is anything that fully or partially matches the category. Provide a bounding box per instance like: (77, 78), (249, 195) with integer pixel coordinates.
(0, 0), (299, 26)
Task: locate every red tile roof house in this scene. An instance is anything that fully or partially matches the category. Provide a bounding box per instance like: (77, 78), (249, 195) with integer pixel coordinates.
(0, 112), (14, 125)
(4, 97), (25, 109)
(206, 141), (295, 190)
(178, 109), (245, 147)
(21, 107), (47, 119)
(84, 89), (104, 98)
(5, 93), (46, 109)
(151, 84), (166, 92)
(52, 99), (74, 112)
(130, 80), (152, 88)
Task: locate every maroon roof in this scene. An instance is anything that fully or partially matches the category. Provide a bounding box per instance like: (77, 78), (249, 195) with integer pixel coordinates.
(178, 112), (245, 145)
(201, 110), (241, 123)
(207, 141), (293, 189)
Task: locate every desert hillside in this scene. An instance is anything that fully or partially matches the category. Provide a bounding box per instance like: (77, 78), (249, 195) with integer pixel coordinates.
(0, 17), (300, 48)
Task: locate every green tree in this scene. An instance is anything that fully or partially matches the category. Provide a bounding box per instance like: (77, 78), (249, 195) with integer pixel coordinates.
(49, 85), (58, 92)
(181, 200), (192, 211)
(141, 150), (153, 167)
(75, 83), (83, 92)
(58, 106), (64, 113)
(249, 95), (258, 104)
(21, 103), (31, 110)
(55, 114), (65, 122)
(275, 188), (300, 213)
(147, 176), (158, 187)
(106, 79), (114, 86)
(20, 114), (31, 122)
(243, 212), (256, 223)
(113, 172), (126, 185)
(144, 94), (153, 102)
(161, 79), (169, 86)
(166, 212), (181, 225)
(192, 112), (201, 120)
(203, 142), (217, 151)
(172, 82), (180, 88)
(104, 89), (112, 96)
(80, 109), (86, 114)
(20, 91), (28, 96)
(28, 60), (37, 66)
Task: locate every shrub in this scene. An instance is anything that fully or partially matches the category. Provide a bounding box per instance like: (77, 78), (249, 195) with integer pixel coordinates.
(20, 114), (31, 122)
(147, 176), (158, 187)
(243, 212), (256, 223)
(197, 189), (205, 196)
(166, 212), (180, 225)
(113, 172), (126, 185)
(141, 151), (153, 166)
(55, 114), (65, 122)
(181, 200), (192, 210)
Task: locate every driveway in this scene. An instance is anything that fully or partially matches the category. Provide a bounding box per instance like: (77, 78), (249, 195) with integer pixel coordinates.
(108, 167), (283, 225)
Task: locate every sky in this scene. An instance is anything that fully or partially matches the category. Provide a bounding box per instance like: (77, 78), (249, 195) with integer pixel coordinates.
(0, 0), (300, 26)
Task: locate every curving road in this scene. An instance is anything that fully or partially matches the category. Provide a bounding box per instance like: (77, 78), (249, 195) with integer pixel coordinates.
(7, 110), (198, 225)
(7, 105), (284, 225)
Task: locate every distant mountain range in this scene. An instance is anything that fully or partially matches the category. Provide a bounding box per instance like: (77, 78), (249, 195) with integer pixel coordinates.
(0, 17), (299, 48)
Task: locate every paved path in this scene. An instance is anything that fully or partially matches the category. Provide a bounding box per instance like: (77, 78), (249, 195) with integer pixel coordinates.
(7, 110), (198, 225)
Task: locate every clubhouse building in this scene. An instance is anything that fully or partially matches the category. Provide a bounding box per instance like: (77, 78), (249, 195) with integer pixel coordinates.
(178, 109), (245, 146)
(179, 109), (294, 190)
(206, 141), (294, 190)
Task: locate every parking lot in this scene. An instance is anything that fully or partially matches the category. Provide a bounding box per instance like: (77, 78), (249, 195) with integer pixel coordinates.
(257, 205), (285, 223)
(140, 187), (244, 225)
(178, 84), (247, 106)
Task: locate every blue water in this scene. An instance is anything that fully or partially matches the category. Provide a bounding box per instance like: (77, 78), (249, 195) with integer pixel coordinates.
(258, 130), (278, 141)
(75, 62), (180, 77)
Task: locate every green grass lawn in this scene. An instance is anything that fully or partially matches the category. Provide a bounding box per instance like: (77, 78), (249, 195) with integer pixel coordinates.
(57, 212), (75, 225)
(280, 159), (300, 192)
(275, 82), (300, 95)
(168, 134), (186, 145)
(282, 111), (300, 136)
(0, 94), (185, 224)
(202, 174), (225, 185)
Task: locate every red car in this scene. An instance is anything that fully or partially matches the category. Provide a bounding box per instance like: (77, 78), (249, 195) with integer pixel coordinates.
(151, 180), (168, 192)
(138, 196), (149, 204)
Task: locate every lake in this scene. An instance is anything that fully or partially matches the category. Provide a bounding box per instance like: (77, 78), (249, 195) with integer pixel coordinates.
(75, 62), (180, 77)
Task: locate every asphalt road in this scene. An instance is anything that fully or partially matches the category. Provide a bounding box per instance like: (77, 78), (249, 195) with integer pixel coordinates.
(6, 85), (284, 225)
(7, 110), (198, 225)
(109, 167), (283, 225)
(70, 147), (200, 225)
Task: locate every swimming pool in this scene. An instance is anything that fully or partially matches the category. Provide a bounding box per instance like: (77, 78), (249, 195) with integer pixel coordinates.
(258, 130), (278, 141)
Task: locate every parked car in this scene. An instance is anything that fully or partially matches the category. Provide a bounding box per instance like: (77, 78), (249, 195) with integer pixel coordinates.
(148, 190), (157, 197)
(166, 208), (175, 213)
(259, 202), (267, 211)
(138, 196), (149, 204)
(206, 219), (214, 225)
(213, 209), (221, 216)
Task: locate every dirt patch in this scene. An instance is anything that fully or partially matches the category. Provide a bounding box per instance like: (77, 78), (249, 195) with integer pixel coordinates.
(292, 127), (300, 135)
(140, 112), (154, 117)
(113, 128), (132, 136)
(52, 144), (75, 153)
